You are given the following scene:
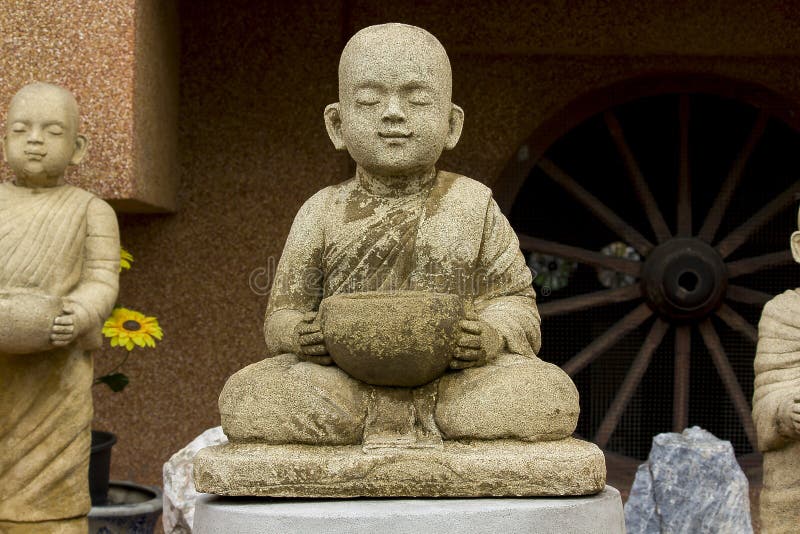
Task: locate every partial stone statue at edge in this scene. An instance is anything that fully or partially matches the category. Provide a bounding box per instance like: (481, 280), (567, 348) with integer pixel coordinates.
(753, 205), (800, 534)
(0, 83), (120, 533)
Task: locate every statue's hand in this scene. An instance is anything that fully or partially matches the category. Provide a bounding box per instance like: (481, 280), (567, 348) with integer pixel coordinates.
(452, 317), (503, 370)
(50, 302), (90, 347)
(295, 311), (332, 366)
(778, 395), (800, 439)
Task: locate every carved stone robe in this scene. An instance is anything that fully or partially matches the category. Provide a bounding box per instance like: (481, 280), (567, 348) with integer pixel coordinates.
(0, 182), (119, 527)
(220, 171), (579, 445)
(264, 170), (541, 357)
(753, 289), (800, 533)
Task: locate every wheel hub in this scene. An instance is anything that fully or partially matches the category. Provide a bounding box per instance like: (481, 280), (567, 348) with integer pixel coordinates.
(641, 238), (728, 321)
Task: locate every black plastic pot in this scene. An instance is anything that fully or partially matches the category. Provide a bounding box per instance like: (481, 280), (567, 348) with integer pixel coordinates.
(89, 430), (117, 506)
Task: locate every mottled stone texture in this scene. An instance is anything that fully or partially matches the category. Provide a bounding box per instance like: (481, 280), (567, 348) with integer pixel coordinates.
(194, 439), (606, 497)
(624, 427), (752, 534)
(77, 1), (800, 490)
(0, 0), (178, 211)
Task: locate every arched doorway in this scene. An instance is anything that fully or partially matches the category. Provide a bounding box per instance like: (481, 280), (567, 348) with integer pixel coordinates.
(499, 74), (800, 460)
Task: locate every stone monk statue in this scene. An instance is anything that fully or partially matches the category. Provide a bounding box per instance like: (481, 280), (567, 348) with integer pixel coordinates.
(196, 23), (603, 498)
(0, 83), (120, 533)
(753, 207), (800, 534)
(220, 22), (578, 447)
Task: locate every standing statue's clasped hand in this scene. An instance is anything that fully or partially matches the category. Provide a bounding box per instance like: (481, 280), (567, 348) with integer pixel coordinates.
(295, 311), (332, 365)
(452, 312), (503, 369)
(50, 301), (90, 347)
(779, 395), (800, 438)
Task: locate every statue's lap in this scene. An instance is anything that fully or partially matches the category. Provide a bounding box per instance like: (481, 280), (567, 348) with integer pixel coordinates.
(200, 353), (605, 497)
(219, 353), (580, 443)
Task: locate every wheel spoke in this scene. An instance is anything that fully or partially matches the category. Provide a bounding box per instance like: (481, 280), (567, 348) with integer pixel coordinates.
(698, 111), (769, 244)
(537, 157), (655, 255)
(517, 233), (642, 276)
(673, 325), (691, 432)
(715, 303), (758, 344)
(726, 250), (794, 278)
(726, 285), (773, 307)
(698, 320), (758, 449)
(605, 111), (672, 243)
(715, 178), (800, 258)
(539, 285), (642, 317)
(562, 303), (653, 376)
(594, 319), (670, 449)
(677, 95), (692, 237)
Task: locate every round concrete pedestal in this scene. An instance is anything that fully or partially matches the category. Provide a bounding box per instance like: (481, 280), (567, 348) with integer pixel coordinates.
(194, 486), (625, 534)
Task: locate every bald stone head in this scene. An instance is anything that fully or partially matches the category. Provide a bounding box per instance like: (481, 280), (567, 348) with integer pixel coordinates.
(3, 83), (87, 187)
(338, 24), (453, 102)
(325, 24), (464, 178)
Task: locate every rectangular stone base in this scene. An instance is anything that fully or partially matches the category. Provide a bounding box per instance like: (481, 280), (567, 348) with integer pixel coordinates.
(193, 437), (606, 497)
(194, 487), (625, 534)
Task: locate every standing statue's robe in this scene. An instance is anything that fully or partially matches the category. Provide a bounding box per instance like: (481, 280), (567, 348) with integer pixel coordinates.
(0, 182), (119, 532)
(753, 289), (800, 534)
(220, 171), (579, 444)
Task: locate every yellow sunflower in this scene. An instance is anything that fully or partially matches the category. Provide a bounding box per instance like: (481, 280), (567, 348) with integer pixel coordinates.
(103, 308), (163, 351)
(120, 247), (134, 272)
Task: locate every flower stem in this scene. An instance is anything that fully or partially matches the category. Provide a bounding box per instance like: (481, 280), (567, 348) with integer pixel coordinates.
(94, 351), (131, 384)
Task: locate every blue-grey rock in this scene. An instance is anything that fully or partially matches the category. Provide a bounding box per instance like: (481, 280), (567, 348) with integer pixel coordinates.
(625, 463), (659, 532)
(624, 426), (752, 534)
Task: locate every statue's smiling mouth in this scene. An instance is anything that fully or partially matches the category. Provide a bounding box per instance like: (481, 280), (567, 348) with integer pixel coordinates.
(24, 151), (46, 160)
(379, 131), (412, 139)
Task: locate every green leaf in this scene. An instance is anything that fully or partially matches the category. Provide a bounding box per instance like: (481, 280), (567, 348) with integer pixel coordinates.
(97, 373), (129, 392)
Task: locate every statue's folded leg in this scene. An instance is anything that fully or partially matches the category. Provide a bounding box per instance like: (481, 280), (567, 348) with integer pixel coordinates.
(219, 353), (368, 444)
(434, 353), (579, 441)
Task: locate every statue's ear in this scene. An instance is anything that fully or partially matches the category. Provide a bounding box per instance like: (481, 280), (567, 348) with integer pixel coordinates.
(791, 231), (800, 263)
(1, 136), (6, 164)
(69, 134), (88, 165)
(324, 103), (346, 151)
(444, 104), (464, 151)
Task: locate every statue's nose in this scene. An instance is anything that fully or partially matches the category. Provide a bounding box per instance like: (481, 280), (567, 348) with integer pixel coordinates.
(381, 96), (405, 122)
(27, 127), (44, 144)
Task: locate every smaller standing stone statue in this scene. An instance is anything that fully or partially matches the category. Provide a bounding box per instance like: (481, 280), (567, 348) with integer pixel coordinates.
(194, 23), (606, 499)
(753, 206), (800, 534)
(0, 83), (120, 533)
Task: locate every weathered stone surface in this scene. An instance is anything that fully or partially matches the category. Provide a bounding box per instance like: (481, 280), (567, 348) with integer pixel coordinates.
(163, 426), (228, 534)
(624, 426), (752, 534)
(194, 438), (605, 498)
(0, 83), (120, 530)
(319, 291), (463, 387)
(193, 486), (625, 534)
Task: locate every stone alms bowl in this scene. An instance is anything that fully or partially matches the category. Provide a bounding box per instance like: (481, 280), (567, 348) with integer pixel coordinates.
(319, 291), (464, 387)
(0, 292), (63, 354)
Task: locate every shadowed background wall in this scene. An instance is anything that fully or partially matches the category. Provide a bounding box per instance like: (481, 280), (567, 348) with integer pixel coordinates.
(2, 0), (800, 487)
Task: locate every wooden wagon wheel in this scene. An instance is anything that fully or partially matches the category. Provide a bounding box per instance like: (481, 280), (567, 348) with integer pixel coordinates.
(512, 93), (800, 453)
